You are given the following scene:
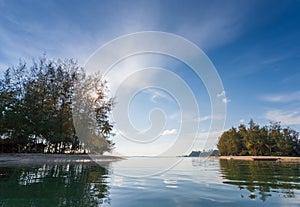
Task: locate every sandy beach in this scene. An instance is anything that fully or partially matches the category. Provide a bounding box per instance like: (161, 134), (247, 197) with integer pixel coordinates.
(216, 156), (300, 162)
(0, 153), (124, 166)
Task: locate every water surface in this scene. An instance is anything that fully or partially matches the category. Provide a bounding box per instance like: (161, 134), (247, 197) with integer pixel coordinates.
(0, 157), (299, 206)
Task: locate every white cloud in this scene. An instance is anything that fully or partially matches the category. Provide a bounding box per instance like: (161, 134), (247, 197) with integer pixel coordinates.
(222, 97), (231, 103)
(196, 114), (225, 122)
(265, 110), (300, 125)
(217, 90), (226, 97)
(216, 90), (230, 103)
(143, 88), (173, 103)
(198, 115), (211, 122)
(162, 129), (177, 136)
(262, 91), (300, 103)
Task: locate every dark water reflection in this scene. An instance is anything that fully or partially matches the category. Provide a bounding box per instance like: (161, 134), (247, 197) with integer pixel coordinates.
(0, 158), (300, 206)
(0, 163), (110, 206)
(220, 159), (300, 201)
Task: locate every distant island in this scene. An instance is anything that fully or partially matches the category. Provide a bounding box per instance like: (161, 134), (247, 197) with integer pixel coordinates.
(182, 149), (219, 157)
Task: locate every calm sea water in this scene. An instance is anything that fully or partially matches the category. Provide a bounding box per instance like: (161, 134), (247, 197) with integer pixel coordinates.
(0, 157), (299, 206)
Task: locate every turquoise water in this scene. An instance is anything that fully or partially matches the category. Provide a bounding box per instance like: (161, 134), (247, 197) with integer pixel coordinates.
(0, 157), (299, 206)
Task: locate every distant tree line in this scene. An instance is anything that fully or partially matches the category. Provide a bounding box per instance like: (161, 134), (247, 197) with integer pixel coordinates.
(217, 119), (300, 156)
(186, 149), (219, 157)
(0, 57), (114, 153)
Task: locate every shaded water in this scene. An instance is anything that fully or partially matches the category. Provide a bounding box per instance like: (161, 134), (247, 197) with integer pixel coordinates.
(0, 157), (299, 206)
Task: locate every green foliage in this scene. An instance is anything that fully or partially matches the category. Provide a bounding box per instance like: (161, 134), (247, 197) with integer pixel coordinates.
(217, 119), (300, 156)
(0, 57), (114, 153)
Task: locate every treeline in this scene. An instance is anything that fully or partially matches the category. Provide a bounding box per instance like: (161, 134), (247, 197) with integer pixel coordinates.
(217, 120), (300, 156)
(186, 149), (219, 157)
(0, 57), (114, 153)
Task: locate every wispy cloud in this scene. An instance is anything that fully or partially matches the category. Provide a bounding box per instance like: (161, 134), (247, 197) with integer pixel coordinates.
(0, 7), (98, 68)
(175, 2), (256, 50)
(265, 110), (300, 125)
(104, 56), (167, 97)
(144, 88), (173, 103)
(0, 0), (257, 71)
(198, 115), (211, 122)
(262, 91), (300, 103)
(195, 114), (225, 122)
(1, 1), (154, 69)
(262, 55), (290, 65)
(162, 129), (177, 136)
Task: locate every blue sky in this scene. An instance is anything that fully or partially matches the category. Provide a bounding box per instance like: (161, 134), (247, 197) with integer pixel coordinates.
(1, 0), (300, 156)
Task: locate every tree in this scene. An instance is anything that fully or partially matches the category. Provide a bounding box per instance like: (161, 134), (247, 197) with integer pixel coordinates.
(217, 131), (231, 156)
(217, 119), (300, 156)
(237, 124), (248, 155)
(268, 122), (283, 155)
(0, 64), (30, 152)
(72, 72), (114, 154)
(217, 127), (242, 155)
(0, 57), (114, 153)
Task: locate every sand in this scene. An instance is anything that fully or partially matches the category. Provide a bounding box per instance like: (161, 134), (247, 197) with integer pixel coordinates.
(217, 156), (300, 162)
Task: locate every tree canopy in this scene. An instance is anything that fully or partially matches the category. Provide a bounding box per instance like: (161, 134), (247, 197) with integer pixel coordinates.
(0, 57), (114, 154)
(217, 119), (300, 156)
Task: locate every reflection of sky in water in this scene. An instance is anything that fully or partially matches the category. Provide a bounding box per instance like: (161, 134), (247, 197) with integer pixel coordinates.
(0, 158), (300, 206)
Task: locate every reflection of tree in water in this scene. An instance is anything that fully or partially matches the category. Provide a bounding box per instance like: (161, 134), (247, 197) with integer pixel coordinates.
(0, 163), (111, 206)
(220, 160), (300, 201)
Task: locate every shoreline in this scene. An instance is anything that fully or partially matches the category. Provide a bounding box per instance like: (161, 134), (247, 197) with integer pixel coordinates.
(0, 153), (124, 166)
(1, 154), (300, 165)
(214, 155), (300, 162)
